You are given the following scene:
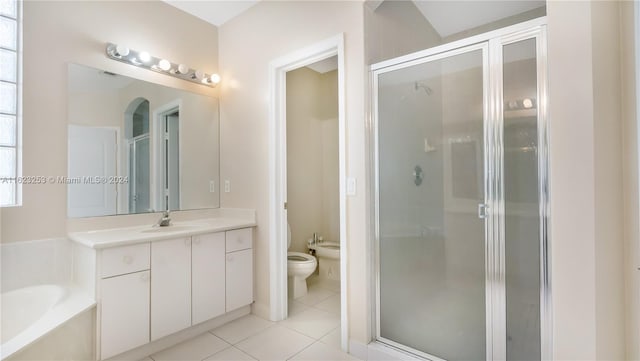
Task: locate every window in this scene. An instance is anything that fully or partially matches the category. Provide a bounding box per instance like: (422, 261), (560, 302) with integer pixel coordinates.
(0, 0), (20, 206)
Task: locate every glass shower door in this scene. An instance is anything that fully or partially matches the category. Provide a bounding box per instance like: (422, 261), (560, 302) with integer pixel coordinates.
(129, 136), (150, 213)
(503, 37), (543, 361)
(376, 44), (488, 360)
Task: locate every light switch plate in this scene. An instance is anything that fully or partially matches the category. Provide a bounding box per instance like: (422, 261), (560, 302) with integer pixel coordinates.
(346, 177), (356, 196)
(224, 180), (230, 193)
(209, 181), (215, 193)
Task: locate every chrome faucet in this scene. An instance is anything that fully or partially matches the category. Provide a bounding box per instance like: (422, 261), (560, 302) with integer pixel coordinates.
(156, 211), (171, 227)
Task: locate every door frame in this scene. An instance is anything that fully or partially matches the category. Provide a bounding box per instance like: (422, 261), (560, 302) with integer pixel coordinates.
(268, 34), (349, 351)
(152, 100), (183, 212)
(369, 17), (550, 360)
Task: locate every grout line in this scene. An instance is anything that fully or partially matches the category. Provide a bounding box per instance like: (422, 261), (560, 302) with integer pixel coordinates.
(232, 346), (258, 361)
(315, 323), (341, 341)
(199, 343), (233, 361)
(229, 321), (278, 346)
(232, 342), (264, 361)
(275, 320), (328, 343)
(208, 336), (233, 360)
(209, 318), (277, 346)
(286, 340), (320, 361)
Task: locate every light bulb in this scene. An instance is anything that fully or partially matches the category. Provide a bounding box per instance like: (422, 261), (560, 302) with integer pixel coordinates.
(522, 98), (533, 109)
(209, 74), (221, 84)
(139, 51), (151, 63)
(115, 44), (129, 57)
(177, 64), (189, 75)
(158, 59), (171, 71)
(194, 70), (204, 80)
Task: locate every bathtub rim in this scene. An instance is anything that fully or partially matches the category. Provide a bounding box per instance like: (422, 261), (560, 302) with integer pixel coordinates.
(1, 284), (95, 360)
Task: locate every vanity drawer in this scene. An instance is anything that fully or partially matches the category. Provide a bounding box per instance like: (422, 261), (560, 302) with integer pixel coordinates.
(226, 228), (252, 253)
(101, 243), (150, 278)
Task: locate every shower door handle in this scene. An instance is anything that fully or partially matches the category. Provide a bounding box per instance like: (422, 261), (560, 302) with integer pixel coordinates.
(478, 203), (489, 219)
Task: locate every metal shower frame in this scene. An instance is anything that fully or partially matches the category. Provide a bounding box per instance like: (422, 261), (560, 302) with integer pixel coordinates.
(369, 17), (550, 361)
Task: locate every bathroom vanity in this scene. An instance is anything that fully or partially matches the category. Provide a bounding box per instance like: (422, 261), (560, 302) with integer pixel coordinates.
(68, 212), (256, 360)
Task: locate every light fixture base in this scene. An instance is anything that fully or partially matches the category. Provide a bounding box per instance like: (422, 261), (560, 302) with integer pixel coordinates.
(105, 43), (218, 88)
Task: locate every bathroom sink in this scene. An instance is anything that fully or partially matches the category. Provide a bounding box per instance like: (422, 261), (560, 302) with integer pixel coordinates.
(314, 242), (340, 260)
(140, 225), (199, 233)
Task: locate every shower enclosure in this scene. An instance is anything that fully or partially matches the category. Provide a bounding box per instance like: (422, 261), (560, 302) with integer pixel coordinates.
(372, 23), (548, 360)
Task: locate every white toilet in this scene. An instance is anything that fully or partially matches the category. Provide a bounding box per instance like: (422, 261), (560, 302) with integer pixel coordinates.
(287, 224), (317, 299)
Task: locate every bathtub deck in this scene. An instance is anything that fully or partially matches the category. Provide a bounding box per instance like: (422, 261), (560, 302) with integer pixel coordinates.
(1, 285), (95, 360)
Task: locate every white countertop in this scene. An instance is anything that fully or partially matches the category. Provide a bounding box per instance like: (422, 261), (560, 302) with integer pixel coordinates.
(69, 217), (256, 249)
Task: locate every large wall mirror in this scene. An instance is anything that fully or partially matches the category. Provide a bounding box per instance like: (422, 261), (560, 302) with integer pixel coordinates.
(67, 63), (220, 218)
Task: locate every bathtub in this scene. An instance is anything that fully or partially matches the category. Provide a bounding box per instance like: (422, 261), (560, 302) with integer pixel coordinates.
(1, 284), (95, 360)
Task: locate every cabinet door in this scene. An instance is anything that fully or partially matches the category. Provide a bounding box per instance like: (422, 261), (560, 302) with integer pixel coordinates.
(226, 249), (253, 311)
(192, 232), (226, 324)
(151, 237), (191, 340)
(101, 271), (150, 360)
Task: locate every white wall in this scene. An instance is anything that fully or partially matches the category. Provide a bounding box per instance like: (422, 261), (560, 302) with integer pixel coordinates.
(621, 1), (640, 358)
(620, 1), (640, 360)
(591, 1), (625, 358)
(1, 1), (219, 243)
(364, 0), (441, 64)
(547, 1), (626, 358)
(286, 67), (339, 253)
(320, 70), (341, 244)
(218, 0), (369, 343)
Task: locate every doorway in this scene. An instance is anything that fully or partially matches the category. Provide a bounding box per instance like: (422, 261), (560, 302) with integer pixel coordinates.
(372, 24), (549, 360)
(153, 103), (181, 212)
(285, 56), (340, 318)
(268, 34), (348, 351)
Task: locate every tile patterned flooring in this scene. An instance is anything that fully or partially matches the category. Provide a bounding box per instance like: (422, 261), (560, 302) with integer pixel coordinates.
(143, 276), (357, 361)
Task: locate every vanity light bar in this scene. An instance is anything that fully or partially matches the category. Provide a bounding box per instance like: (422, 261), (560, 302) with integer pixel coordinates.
(105, 43), (220, 88)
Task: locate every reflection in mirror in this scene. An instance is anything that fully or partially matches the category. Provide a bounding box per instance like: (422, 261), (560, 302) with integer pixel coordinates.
(67, 63), (219, 218)
(126, 98), (151, 213)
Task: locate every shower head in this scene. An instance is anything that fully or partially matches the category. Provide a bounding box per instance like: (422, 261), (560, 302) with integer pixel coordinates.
(414, 81), (433, 95)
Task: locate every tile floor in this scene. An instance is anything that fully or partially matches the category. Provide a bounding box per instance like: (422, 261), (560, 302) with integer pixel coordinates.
(143, 276), (357, 361)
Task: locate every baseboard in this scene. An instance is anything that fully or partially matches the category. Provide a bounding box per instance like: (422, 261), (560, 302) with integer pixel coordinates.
(349, 340), (369, 360)
(105, 306), (250, 361)
(251, 301), (271, 320)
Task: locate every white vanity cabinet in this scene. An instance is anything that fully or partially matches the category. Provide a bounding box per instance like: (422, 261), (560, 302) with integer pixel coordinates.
(151, 237), (192, 340)
(225, 228), (253, 311)
(91, 225), (254, 360)
(99, 244), (151, 360)
(192, 232), (226, 324)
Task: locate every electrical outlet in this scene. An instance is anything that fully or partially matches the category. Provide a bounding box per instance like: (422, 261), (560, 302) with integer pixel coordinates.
(224, 180), (230, 193)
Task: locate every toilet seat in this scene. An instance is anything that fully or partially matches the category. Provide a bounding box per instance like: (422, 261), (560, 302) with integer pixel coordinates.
(287, 251), (316, 264)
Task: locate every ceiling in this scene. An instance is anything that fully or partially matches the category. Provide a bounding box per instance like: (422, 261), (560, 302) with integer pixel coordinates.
(162, 1), (259, 27)
(412, 0), (545, 38)
(306, 56), (338, 74)
(162, 1), (544, 37)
